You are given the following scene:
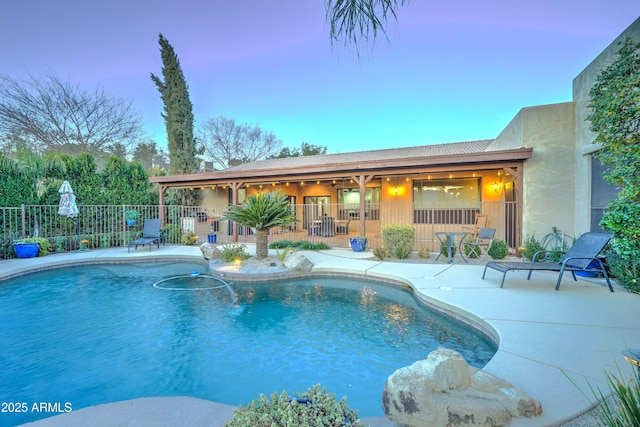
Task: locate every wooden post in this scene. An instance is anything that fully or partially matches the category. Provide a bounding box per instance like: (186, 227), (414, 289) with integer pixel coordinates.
(351, 175), (374, 236)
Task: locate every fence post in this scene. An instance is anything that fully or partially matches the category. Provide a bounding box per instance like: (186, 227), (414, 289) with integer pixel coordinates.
(122, 204), (127, 248)
(21, 204), (26, 239)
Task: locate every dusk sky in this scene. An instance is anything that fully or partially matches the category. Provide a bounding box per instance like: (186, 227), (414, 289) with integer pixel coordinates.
(2, 1), (639, 155)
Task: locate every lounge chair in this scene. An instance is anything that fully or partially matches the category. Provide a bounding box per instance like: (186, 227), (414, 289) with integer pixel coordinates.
(128, 219), (164, 252)
(482, 232), (614, 291)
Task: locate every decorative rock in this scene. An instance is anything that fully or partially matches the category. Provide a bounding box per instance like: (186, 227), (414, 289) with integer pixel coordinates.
(283, 252), (313, 271)
(382, 348), (542, 427)
(200, 243), (220, 260)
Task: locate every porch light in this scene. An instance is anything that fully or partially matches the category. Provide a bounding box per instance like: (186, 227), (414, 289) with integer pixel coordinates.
(393, 187), (399, 196)
(493, 182), (503, 194)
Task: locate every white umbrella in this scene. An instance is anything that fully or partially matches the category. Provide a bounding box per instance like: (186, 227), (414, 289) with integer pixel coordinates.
(58, 180), (80, 244)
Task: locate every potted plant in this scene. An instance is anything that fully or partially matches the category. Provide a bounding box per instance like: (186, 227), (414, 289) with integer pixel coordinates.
(349, 236), (368, 252)
(124, 209), (139, 226)
(13, 237), (49, 258)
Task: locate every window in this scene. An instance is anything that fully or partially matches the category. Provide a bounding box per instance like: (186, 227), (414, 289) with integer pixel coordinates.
(413, 178), (480, 224)
(590, 155), (618, 232)
(337, 187), (380, 220)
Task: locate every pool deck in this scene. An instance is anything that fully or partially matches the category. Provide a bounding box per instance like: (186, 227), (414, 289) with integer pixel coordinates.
(5, 244), (639, 427)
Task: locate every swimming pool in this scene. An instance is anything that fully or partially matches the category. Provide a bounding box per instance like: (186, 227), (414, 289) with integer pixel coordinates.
(0, 262), (497, 425)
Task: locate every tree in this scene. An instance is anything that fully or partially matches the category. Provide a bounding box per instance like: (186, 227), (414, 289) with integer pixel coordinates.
(198, 116), (282, 169)
(151, 33), (202, 205)
(101, 156), (157, 205)
(222, 190), (297, 259)
(588, 36), (640, 292)
(325, 0), (408, 51)
(133, 141), (161, 171)
(151, 34), (201, 176)
(0, 73), (144, 160)
(271, 142), (329, 158)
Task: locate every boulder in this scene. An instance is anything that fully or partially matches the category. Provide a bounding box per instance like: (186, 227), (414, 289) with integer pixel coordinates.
(284, 252), (313, 271)
(382, 348), (542, 427)
(200, 243), (220, 260)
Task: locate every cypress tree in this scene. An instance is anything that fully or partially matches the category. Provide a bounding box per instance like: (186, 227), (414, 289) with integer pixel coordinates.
(151, 34), (200, 176)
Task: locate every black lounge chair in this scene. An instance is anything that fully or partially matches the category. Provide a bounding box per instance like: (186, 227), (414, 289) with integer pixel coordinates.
(482, 232), (614, 292)
(128, 219), (164, 252)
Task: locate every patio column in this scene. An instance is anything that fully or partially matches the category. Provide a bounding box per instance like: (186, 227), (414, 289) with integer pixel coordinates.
(228, 181), (244, 242)
(158, 185), (166, 225)
(351, 174), (374, 236)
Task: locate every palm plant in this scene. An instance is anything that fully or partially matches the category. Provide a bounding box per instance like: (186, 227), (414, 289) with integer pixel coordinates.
(222, 190), (297, 259)
(326, 0), (408, 50)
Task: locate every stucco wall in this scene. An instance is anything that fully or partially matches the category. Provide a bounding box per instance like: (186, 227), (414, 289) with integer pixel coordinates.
(572, 17), (640, 233)
(492, 102), (576, 240)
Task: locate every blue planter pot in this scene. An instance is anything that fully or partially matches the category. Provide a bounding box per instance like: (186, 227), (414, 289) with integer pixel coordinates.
(126, 219), (136, 226)
(575, 260), (600, 277)
(349, 238), (367, 252)
(13, 242), (39, 258)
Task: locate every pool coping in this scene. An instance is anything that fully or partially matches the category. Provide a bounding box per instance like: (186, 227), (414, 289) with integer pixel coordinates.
(5, 245), (639, 427)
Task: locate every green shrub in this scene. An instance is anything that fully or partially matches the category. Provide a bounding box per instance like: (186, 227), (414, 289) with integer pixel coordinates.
(547, 246), (566, 263)
(418, 247), (431, 258)
(488, 239), (508, 260)
(53, 236), (68, 252)
(225, 384), (364, 427)
(181, 230), (199, 245)
(0, 236), (15, 259)
(394, 245), (412, 259)
(464, 243), (480, 259)
(161, 223), (182, 244)
(590, 364), (640, 427)
(382, 225), (415, 259)
(100, 233), (111, 248)
(270, 240), (295, 249)
(269, 240), (329, 251)
(605, 250), (640, 293)
(521, 234), (545, 261)
(220, 243), (251, 262)
(440, 242), (455, 257)
(373, 246), (387, 260)
(297, 241), (330, 250)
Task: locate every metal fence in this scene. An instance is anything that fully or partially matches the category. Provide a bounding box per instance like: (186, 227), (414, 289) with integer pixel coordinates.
(1, 201), (517, 259)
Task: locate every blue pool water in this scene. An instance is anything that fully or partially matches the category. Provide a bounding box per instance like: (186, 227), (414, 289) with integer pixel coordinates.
(0, 262), (497, 425)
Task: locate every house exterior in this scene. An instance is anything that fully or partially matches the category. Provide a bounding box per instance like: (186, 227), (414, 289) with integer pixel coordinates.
(150, 17), (640, 250)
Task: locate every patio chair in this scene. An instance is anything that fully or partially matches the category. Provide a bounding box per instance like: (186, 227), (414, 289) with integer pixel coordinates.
(319, 216), (336, 237)
(128, 219), (164, 252)
(336, 218), (351, 235)
(462, 213), (489, 238)
(482, 232), (613, 291)
(464, 227), (495, 262)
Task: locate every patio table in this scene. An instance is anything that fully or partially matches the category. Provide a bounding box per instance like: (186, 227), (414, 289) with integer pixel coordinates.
(435, 231), (468, 263)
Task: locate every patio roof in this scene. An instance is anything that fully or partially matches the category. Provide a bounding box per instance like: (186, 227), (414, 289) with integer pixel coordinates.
(150, 140), (533, 187)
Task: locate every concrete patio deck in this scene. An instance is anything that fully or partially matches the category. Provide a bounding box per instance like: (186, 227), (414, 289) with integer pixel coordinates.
(4, 244), (638, 427)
